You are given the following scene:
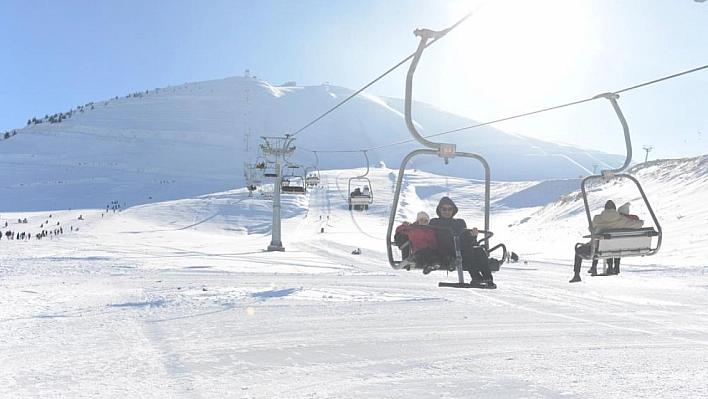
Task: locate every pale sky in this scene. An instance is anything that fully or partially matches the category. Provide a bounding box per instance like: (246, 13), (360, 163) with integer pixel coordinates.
(2, 0), (707, 159)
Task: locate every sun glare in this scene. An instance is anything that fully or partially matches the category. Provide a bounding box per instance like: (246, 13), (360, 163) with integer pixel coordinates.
(442, 0), (592, 110)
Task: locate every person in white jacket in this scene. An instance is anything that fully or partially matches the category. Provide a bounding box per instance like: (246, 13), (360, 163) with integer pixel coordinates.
(569, 200), (644, 283)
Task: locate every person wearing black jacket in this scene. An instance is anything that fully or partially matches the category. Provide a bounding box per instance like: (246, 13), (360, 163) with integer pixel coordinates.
(429, 196), (496, 288)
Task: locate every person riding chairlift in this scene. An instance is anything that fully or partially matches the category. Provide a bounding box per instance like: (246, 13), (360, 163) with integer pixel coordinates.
(429, 197), (496, 288)
(587, 202), (640, 276)
(570, 200), (644, 283)
(395, 211), (441, 274)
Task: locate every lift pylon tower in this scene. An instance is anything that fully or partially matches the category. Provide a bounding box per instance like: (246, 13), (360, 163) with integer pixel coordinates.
(260, 135), (296, 251)
(242, 80), (256, 195)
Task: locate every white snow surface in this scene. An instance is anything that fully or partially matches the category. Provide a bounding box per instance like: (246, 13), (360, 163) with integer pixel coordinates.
(2, 154), (708, 398)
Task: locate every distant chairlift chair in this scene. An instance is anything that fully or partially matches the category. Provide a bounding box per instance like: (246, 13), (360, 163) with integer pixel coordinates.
(281, 165), (307, 194)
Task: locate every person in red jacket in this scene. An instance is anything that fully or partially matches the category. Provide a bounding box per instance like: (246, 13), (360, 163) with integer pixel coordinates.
(395, 211), (441, 274)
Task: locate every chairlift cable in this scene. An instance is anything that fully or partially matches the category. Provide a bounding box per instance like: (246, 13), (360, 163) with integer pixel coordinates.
(288, 4), (487, 139)
(300, 62), (708, 154)
(615, 63), (708, 94)
(429, 98), (594, 138)
(299, 147), (362, 154)
(429, 62), (708, 138)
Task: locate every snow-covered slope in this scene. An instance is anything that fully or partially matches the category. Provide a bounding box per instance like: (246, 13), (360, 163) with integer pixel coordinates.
(0, 76), (629, 212)
(1, 153), (707, 398)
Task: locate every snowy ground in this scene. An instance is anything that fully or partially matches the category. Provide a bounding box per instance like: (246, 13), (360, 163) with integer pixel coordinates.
(1, 165), (707, 399)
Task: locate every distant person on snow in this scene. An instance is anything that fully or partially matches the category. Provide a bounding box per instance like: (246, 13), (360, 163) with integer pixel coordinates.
(429, 197), (496, 288)
(507, 251), (519, 263)
(570, 200), (643, 283)
(395, 211), (440, 274)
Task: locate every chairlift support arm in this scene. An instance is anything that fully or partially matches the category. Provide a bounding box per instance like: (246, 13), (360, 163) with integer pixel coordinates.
(593, 93), (632, 175)
(405, 29), (456, 157)
(312, 151), (320, 169)
(356, 150), (371, 179)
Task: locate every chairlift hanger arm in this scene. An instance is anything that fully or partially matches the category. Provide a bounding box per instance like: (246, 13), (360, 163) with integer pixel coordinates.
(357, 150), (371, 179)
(592, 92), (632, 174)
(404, 29), (455, 155)
(581, 93), (643, 236)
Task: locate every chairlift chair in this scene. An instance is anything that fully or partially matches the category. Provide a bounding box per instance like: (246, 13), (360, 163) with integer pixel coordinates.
(386, 149), (508, 285)
(244, 163), (262, 192)
(305, 167), (321, 187)
(385, 27), (507, 288)
(305, 152), (322, 187)
(576, 93), (662, 268)
(579, 172), (662, 267)
(262, 160), (278, 179)
(347, 151), (374, 211)
(281, 164), (307, 194)
(255, 157), (267, 170)
(347, 177), (373, 211)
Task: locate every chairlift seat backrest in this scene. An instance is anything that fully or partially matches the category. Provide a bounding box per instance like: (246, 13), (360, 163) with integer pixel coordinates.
(349, 195), (372, 205)
(281, 185), (306, 194)
(582, 227), (659, 258)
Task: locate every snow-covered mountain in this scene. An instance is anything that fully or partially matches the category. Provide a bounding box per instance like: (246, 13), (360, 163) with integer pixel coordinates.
(0, 76), (628, 212)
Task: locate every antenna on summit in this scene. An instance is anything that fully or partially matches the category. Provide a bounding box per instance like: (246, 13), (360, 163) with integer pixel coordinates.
(643, 145), (654, 163)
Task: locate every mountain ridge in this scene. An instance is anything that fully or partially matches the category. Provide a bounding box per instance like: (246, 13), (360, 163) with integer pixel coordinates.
(1, 75), (638, 212)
